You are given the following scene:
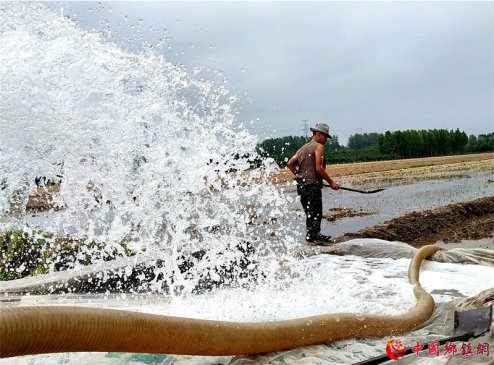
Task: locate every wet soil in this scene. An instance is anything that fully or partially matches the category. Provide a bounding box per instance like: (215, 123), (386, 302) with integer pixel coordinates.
(323, 207), (378, 222)
(25, 186), (63, 212)
(334, 196), (494, 247)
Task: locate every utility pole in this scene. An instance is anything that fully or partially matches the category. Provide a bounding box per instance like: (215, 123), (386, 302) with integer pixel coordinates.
(302, 120), (308, 139)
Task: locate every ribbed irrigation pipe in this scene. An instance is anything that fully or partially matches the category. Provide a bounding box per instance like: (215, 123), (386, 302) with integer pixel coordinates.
(0, 245), (441, 358)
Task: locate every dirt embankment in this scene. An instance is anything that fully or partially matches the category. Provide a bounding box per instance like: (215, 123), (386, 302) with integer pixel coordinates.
(335, 196), (494, 246)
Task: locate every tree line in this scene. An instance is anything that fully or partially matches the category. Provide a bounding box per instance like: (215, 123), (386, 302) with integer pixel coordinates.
(257, 129), (494, 167)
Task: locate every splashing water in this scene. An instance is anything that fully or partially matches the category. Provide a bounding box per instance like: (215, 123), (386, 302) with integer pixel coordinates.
(0, 2), (298, 293)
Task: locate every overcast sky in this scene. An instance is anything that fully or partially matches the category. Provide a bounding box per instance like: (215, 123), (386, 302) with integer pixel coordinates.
(47, 1), (493, 145)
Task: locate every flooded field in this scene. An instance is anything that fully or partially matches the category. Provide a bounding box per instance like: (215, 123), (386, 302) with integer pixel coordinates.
(283, 170), (494, 242)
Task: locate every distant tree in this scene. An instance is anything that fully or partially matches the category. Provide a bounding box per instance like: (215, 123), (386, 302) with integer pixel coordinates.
(465, 135), (478, 152)
(347, 133), (379, 149)
(476, 133), (494, 152)
(326, 135), (342, 152)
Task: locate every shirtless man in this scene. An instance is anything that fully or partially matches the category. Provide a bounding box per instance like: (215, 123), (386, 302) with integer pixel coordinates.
(287, 123), (339, 244)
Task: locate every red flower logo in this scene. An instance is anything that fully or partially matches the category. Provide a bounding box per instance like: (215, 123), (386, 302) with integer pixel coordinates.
(386, 340), (407, 360)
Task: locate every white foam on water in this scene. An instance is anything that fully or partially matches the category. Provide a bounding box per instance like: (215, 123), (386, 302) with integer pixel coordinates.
(420, 260), (494, 302)
(8, 254), (493, 323)
(112, 255), (417, 321)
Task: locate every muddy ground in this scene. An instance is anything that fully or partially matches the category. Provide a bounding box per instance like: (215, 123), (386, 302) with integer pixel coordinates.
(323, 207), (378, 222)
(334, 196), (494, 247)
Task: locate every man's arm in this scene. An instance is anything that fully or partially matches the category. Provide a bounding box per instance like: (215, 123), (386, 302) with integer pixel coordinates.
(315, 144), (339, 190)
(287, 152), (299, 176)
